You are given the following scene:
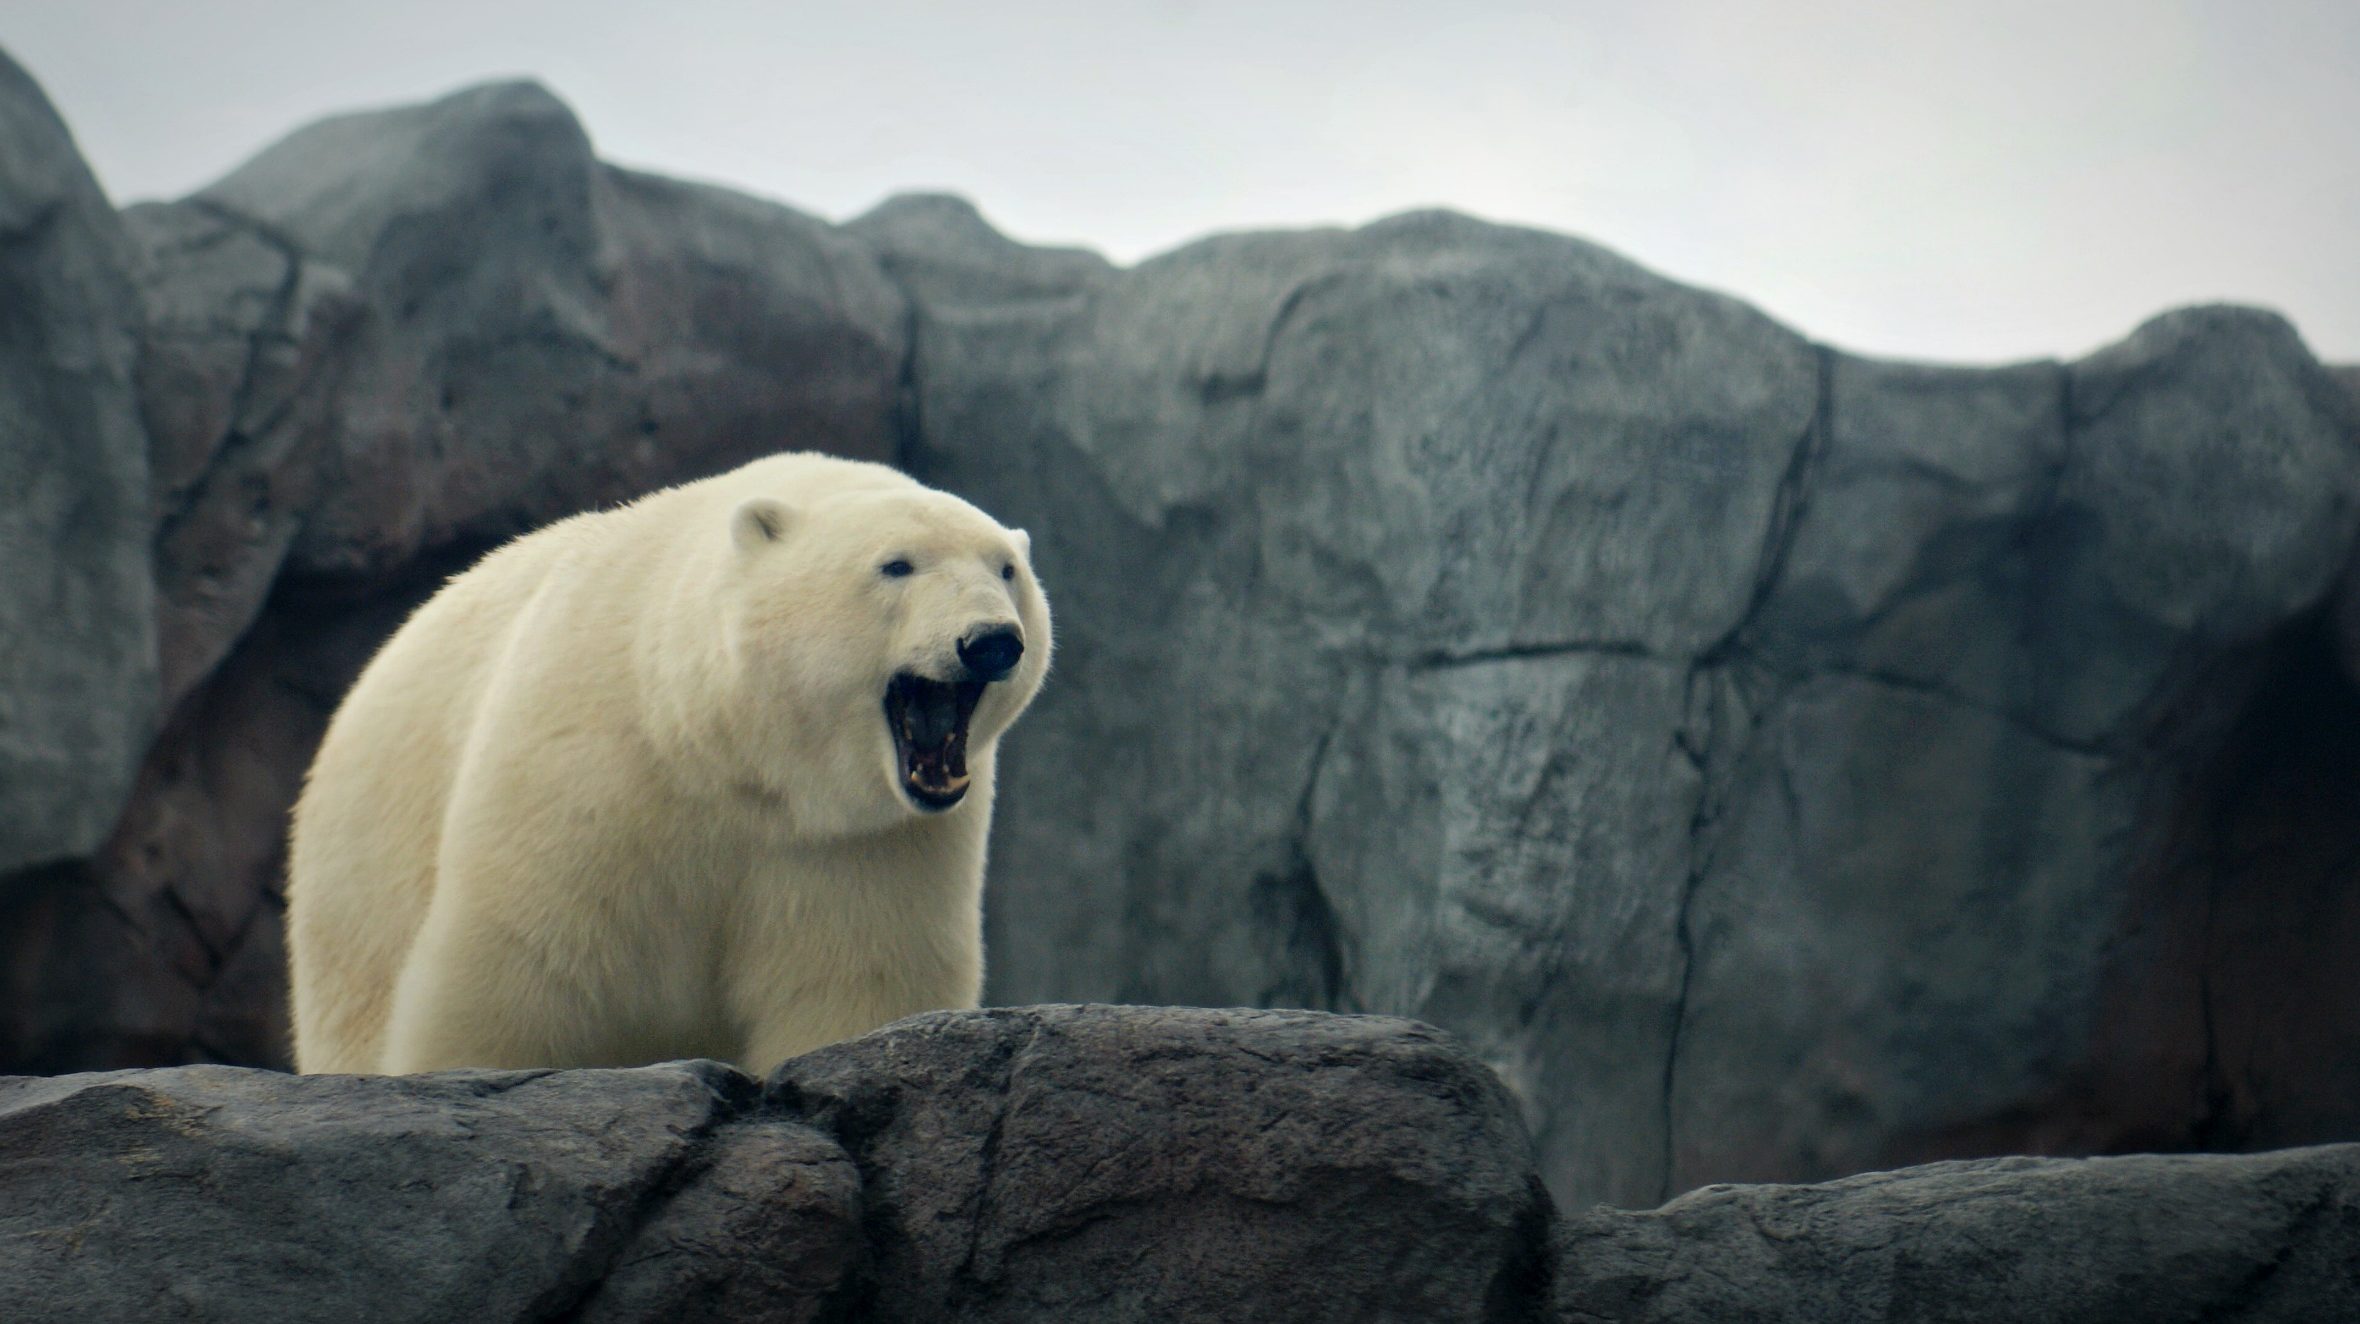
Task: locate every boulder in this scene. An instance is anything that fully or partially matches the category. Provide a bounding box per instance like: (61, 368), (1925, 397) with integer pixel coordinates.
(0, 1007), (1548, 1323)
(0, 1059), (859, 1324)
(0, 49), (157, 875)
(4, 1009), (2354, 1323)
(774, 1005), (1551, 1322)
(149, 74), (909, 632)
(192, 79), (907, 585)
(1554, 1143), (2360, 1323)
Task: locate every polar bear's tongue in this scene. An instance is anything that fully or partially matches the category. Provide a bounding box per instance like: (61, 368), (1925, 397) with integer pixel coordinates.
(887, 674), (986, 807)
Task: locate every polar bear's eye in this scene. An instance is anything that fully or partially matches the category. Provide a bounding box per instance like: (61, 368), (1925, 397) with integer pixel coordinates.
(880, 559), (914, 579)
(1000, 564), (1016, 582)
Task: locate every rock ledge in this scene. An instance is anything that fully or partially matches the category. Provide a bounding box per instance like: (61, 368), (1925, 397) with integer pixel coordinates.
(3, 1006), (2353, 1323)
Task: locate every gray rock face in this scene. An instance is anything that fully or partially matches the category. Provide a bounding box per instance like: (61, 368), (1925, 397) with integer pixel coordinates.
(0, 1058), (858, 1324)
(4, 1009), (2354, 1323)
(0, 1007), (1550, 1324)
(1667, 310), (2360, 1192)
(192, 81), (907, 586)
(0, 49), (158, 874)
(0, 594), (415, 1070)
(774, 1005), (1549, 1323)
(124, 198), (348, 712)
(1554, 1144), (2360, 1324)
(870, 198), (2360, 1207)
(175, 75), (909, 606)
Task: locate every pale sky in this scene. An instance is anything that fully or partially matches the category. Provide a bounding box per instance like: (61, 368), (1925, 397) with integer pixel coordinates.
(8, 0), (2356, 364)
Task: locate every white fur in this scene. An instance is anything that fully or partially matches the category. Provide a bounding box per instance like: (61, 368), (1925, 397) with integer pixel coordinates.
(285, 453), (1051, 1074)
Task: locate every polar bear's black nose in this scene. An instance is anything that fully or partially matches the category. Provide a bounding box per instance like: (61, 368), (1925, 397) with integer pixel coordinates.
(957, 626), (1024, 682)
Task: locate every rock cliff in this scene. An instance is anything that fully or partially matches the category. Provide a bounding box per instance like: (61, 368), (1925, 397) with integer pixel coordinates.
(2, 52), (2357, 1215)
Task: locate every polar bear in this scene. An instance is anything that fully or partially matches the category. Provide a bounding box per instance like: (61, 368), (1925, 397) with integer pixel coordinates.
(285, 453), (1050, 1075)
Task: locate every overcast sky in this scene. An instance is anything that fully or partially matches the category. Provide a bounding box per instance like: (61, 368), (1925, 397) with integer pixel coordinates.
(9, 0), (2355, 363)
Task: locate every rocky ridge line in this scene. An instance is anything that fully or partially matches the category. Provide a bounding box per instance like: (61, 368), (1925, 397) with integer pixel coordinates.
(3, 1007), (2354, 1323)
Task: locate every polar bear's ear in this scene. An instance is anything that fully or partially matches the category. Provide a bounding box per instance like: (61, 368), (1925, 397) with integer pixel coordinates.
(1010, 528), (1031, 559)
(732, 497), (797, 551)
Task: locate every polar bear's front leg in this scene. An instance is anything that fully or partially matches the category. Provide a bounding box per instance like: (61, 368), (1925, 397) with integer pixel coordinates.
(378, 895), (593, 1073)
(731, 913), (986, 1075)
(739, 1010), (881, 1077)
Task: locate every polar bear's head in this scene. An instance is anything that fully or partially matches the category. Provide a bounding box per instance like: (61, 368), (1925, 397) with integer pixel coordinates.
(719, 482), (1051, 829)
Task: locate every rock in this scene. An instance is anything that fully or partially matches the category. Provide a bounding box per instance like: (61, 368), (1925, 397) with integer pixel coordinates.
(0, 588), (421, 1071)
(1553, 1144), (2360, 1323)
(124, 198), (350, 711)
(0, 1059), (861, 1324)
(0, 1008), (1547, 1322)
(570, 1116), (864, 1324)
(1663, 312), (2360, 1190)
(4, 1011), (2354, 1322)
(774, 1005), (1553, 1323)
(850, 191), (1115, 307)
(194, 79), (909, 585)
(2322, 363), (2360, 687)
(0, 48), (157, 874)
(2058, 309), (2359, 649)
(873, 203), (2360, 1207)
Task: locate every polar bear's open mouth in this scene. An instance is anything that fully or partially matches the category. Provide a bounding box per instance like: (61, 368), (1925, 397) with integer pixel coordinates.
(885, 672), (987, 811)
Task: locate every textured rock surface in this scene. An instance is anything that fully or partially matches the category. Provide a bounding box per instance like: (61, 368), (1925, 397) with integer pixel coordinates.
(0, 591), (421, 1070)
(5, 1009), (2356, 1323)
(1554, 1144), (2360, 1323)
(0, 1059), (858, 1324)
(0, 49), (157, 874)
(124, 197), (347, 712)
(774, 1005), (1551, 1322)
(194, 79), (908, 585)
(873, 198), (2360, 1205)
(0, 1007), (1550, 1324)
(2, 54), (2358, 1217)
